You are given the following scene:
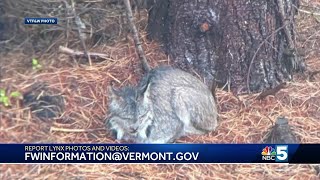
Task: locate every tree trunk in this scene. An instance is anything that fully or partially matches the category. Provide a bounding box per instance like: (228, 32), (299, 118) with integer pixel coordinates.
(147, 0), (305, 94)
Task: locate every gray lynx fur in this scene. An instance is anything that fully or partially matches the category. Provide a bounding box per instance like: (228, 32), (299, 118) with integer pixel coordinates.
(106, 66), (218, 143)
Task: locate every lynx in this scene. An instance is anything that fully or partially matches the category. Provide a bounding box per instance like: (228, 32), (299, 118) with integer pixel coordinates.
(106, 66), (218, 143)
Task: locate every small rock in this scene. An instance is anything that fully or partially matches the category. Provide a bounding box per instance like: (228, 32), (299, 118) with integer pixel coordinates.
(264, 117), (299, 144)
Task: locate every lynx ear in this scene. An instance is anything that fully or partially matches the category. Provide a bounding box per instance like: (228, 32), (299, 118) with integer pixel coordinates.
(108, 82), (121, 102)
(108, 84), (116, 97)
(139, 82), (152, 104)
(138, 74), (151, 96)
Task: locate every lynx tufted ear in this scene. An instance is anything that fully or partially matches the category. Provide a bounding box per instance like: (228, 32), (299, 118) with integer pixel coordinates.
(108, 81), (123, 106)
(137, 74), (152, 100)
(108, 81), (117, 97)
(139, 82), (152, 104)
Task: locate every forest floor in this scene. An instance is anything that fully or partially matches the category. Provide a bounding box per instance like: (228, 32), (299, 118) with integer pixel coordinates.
(1, 0), (320, 179)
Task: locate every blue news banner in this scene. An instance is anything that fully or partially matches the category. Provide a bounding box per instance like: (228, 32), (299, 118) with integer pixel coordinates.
(0, 144), (319, 164)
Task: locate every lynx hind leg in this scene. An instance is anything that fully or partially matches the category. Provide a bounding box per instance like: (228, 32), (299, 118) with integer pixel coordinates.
(133, 119), (181, 144)
(142, 125), (184, 144)
(171, 87), (218, 134)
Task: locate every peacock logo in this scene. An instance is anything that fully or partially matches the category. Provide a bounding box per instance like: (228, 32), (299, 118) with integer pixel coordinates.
(261, 146), (276, 156)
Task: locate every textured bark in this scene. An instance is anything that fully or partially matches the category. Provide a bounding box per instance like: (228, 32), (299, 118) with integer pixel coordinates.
(147, 0), (305, 94)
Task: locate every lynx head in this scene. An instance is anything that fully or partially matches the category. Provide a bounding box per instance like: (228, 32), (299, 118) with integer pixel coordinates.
(106, 79), (154, 143)
(106, 84), (138, 142)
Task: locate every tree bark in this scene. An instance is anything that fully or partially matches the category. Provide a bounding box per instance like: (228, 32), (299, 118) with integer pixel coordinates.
(147, 0), (305, 94)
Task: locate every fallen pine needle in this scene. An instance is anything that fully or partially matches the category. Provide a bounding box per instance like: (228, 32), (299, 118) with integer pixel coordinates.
(50, 127), (106, 133)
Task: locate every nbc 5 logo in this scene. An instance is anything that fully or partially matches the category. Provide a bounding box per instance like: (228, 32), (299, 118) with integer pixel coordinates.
(275, 145), (288, 162)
